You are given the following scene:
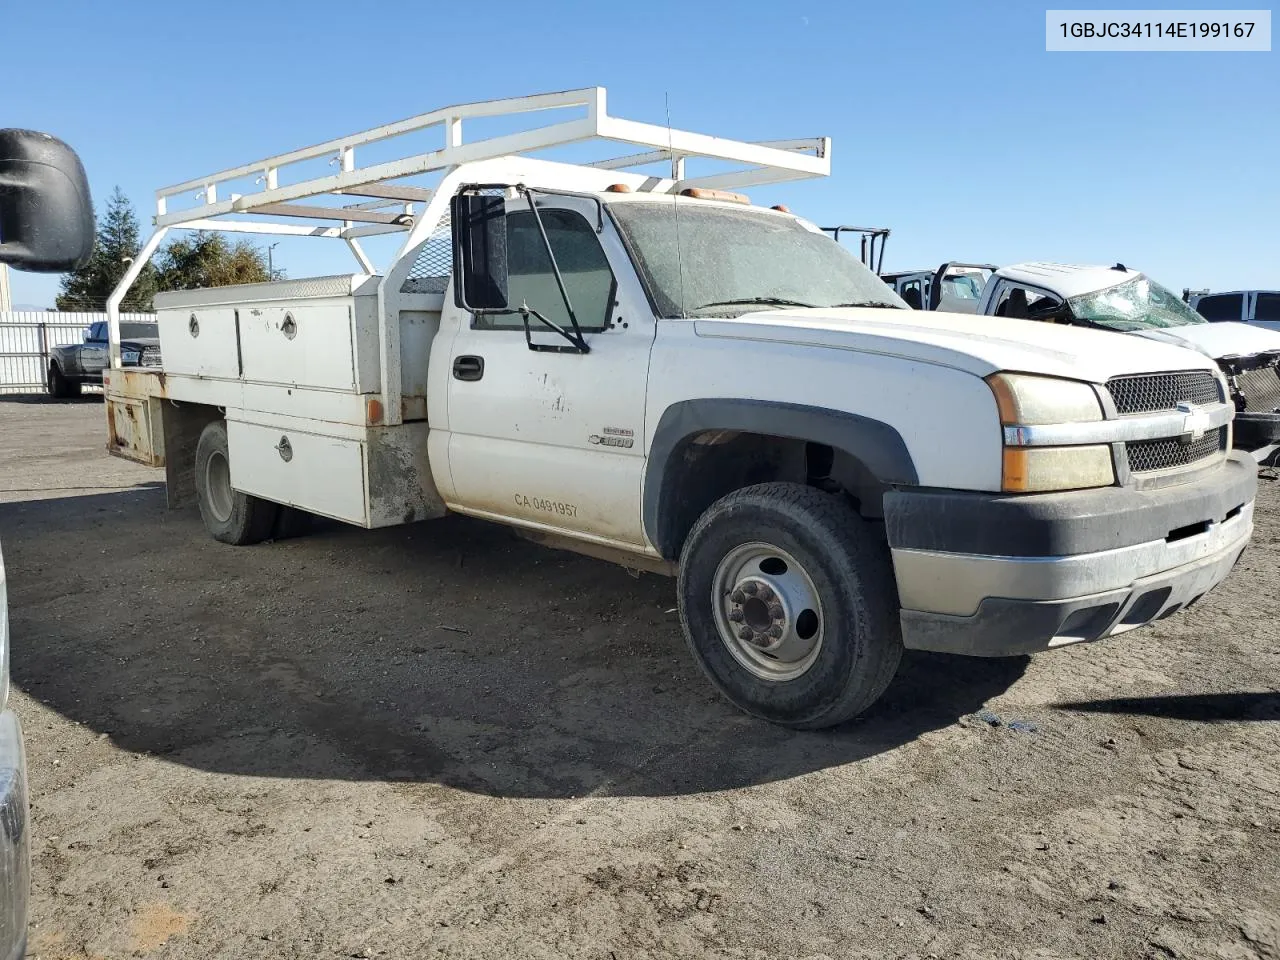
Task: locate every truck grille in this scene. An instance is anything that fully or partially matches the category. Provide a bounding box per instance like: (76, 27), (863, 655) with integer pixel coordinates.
(1106, 371), (1221, 414)
(1233, 362), (1280, 413)
(140, 345), (162, 368)
(1126, 427), (1227, 473)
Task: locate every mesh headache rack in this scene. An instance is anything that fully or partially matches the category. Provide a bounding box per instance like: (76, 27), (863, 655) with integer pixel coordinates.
(106, 87), (831, 421)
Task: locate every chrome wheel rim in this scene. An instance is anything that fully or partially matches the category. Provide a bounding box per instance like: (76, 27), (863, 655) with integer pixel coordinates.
(205, 449), (233, 523)
(711, 542), (825, 681)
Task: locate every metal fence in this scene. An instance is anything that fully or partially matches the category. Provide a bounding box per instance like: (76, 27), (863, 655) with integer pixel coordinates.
(0, 311), (157, 394)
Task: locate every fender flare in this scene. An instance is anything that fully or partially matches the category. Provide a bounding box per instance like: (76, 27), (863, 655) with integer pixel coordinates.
(642, 398), (918, 558)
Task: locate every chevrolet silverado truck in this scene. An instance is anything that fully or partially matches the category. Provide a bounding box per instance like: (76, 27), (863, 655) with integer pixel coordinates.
(101, 89), (1256, 728)
(48, 318), (160, 397)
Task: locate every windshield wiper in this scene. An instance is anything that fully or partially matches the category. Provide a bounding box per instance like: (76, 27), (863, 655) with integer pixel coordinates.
(694, 296), (820, 311)
(829, 300), (908, 310)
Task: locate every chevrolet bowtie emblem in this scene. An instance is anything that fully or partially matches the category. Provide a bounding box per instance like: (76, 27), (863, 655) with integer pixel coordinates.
(1176, 401), (1212, 444)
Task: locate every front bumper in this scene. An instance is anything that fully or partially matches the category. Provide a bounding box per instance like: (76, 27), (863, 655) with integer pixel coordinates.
(1233, 412), (1280, 464)
(885, 452), (1257, 657)
(0, 713), (26, 960)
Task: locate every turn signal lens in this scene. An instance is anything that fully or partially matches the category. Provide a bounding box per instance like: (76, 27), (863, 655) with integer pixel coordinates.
(1002, 445), (1114, 492)
(987, 373), (1102, 425)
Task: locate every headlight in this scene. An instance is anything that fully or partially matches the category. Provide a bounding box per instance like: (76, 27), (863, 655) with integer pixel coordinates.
(987, 372), (1102, 425)
(987, 373), (1115, 493)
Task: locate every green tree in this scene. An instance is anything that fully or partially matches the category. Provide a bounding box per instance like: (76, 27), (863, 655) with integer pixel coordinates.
(155, 232), (281, 291)
(56, 187), (158, 311)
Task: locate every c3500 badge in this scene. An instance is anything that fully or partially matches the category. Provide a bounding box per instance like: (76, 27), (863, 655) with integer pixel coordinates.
(588, 426), (635, 449)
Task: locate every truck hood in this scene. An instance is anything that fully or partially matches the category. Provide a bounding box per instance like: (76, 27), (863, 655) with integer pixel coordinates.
(1127, 321), (1280, 362)
(694, 308), (1218, 382)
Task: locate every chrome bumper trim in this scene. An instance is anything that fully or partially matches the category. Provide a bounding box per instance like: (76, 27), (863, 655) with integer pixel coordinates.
(1004, 402), (1233, 447)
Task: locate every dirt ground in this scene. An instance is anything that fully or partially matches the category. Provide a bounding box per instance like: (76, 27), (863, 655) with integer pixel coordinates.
(0, 398), (1276, 960)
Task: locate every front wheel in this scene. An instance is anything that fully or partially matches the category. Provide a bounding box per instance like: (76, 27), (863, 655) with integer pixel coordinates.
(194, 421), (279, 545)
(678, 482), (903, 729)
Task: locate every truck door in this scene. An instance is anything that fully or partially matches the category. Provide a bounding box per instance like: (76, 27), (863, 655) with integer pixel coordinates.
(1193, 292), (1246, 323)
(443, 196), (656, 547)
(985, 280), (1063, 320)
(1249, 292), (1280, 332)
(81, 321), (108, 379)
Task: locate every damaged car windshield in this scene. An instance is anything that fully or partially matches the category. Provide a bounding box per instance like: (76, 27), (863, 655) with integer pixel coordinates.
(1068, 275), (1206, 331)
(608, 202), (909, 318)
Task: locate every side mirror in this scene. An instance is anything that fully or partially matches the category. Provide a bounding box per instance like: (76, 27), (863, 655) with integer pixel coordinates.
(451, 193), (508, 311)
(0, 130), (94, 273)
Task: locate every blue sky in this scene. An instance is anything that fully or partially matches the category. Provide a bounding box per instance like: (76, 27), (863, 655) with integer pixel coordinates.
(6, 0), (1276, 307)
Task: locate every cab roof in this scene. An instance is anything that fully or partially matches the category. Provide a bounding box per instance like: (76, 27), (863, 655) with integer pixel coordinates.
(996, 262), (1139, 299)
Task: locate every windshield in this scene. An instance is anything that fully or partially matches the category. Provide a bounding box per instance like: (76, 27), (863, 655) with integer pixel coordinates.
(608, 202), (909, 317)
(1068, 275), (1206, 331)
(120, 322), (157, 339)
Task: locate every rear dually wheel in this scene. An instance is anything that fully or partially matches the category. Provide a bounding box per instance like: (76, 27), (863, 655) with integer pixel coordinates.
(194, 421), (279, 545)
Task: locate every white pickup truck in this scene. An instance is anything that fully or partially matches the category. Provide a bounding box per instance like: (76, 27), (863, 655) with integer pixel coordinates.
(103, 89), (1256, 729)
(978, 264), (1280, 460)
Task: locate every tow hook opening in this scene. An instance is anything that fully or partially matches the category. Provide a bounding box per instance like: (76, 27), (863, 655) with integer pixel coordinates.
(1166, 519), (1211, 543)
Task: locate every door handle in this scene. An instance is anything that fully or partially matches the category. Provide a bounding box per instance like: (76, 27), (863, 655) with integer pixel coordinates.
(452, 355), (484, 381)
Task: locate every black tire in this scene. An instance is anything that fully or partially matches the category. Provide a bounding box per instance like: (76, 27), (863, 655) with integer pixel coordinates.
(677, 482), (903, 729)
(272, 506), (313, 540)
(47, 363), (81, 399)
(194, 421), (279, 545)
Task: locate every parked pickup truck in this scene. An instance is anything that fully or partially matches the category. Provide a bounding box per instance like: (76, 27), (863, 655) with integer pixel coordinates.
(884, 261), (1280, 461)
(48, 319), (160, 398)
(102, 89), (1256, 729)
(975, 264), (1280, 461)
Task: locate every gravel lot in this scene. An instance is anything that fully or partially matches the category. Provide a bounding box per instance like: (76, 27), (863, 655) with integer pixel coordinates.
(1, 398), (1277, 960)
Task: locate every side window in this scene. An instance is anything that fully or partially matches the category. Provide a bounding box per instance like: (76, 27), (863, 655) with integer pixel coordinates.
(993, 284), (1062, 319)
(897, 279), (925, 310)
(1194, 293), (1243, 322)
(86, 322), (105, 342)
(473, 208), (615, 333)
(1253, 293), (1280, 323)
(942, 275), (981, 301)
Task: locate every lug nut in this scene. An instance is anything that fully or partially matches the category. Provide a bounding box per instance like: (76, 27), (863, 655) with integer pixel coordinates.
(731, 589), (746, 604)
(757, 585), (775, 602)
(743, 582), (759, 596)
(753, 632), (770, 646)
(728, 609), (744, 623)
(737, 626), (754, 641)
(769, 603), (784, 620)
(769, 625), (783, 639)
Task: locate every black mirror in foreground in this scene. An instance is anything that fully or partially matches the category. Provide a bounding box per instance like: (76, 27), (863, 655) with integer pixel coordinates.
(0, 129), (94, 272)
